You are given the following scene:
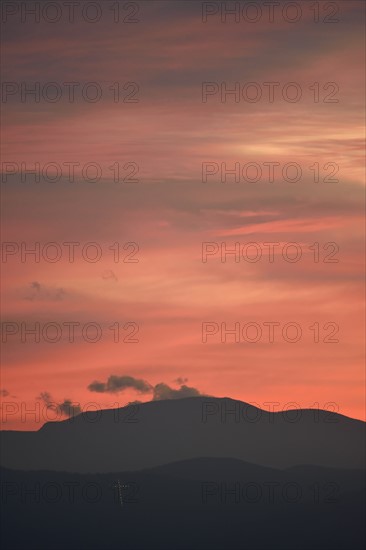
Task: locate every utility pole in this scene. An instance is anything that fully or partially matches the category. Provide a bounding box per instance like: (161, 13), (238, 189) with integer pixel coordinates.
(113, 479), (124, 507)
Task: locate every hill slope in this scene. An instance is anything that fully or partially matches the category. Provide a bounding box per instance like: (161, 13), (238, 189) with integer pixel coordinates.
(1, 397), (364, 472)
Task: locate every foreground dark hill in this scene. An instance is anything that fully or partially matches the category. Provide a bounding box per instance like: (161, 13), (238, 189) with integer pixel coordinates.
(1, 397), (364, 472)
(1, 458), (365, 550)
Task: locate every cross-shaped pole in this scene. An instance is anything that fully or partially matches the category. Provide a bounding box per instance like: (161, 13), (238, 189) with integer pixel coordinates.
(113, 479), (124, 507)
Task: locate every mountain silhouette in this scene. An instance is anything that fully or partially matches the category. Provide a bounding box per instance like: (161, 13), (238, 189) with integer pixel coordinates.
(1, 397), (364, 472)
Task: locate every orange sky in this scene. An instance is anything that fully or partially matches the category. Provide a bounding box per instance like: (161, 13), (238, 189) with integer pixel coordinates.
(1, 0), (365, 429)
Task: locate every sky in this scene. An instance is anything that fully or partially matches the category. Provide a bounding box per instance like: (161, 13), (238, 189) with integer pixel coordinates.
(1, 0), (365, 429)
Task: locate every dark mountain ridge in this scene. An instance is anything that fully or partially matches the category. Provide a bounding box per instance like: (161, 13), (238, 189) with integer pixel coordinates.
(1, 397), (364, 472)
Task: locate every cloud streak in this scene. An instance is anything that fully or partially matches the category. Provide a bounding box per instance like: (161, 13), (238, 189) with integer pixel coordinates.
(87, 375), (203, 401)
(38, 392), (81, 418)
